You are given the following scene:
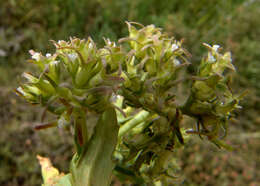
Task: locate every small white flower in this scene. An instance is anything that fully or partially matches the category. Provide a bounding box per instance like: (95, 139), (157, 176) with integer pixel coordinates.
(89, 42), (93, 49)
(32, 52), (41, 61)
(208, 53), (216, 62)
(212, 45), (220, 52)
(68, 53), (77, 61)
(186, 128), (195, 133)
(17, 87), (25, 96)
(58, 117), (69, 128)
(171, 43), (179, 52)
(174, 58), (181, 66)
(107, 39), (112, 45)
(107, 39), (116, 47)
(50, 60), (59, 65)
(116, 95), (123, 99)
(46, 53), (52, 58)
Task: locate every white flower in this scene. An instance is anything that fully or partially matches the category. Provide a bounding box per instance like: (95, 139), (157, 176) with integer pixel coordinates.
(107, 39), (112, 45)
(32, 52), (41, 61)
(116, 95), (123, 99)
(58, 116), (69, 128)
(208, 53), (216, 63)
(107, 39), (116, 47)
(174, 58), (181, 66)
(17, 87), (25, 96)
(212, 45), (220, 52)
(171, 43), (179, 52)
(50, 60), (59, 65)
(68, 53), (77, 61)
(58, 40), (63, 45)
(89, 42), (93, 49)
(186, 128), (195, 133)
(46, 53), (52, 58)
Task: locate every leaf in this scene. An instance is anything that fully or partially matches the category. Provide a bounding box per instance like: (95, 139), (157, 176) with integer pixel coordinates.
(37, 155), (72, 186)
(70, 107), (119, 186)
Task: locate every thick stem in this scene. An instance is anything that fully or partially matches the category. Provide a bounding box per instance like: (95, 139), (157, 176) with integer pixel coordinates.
(118, 110), (150, 137)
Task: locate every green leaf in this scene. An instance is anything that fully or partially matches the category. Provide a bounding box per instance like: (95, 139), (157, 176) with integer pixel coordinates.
(70, 107), (119, 186)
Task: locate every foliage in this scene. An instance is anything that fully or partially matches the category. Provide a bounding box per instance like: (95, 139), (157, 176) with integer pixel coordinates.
(0, 0), (259, 185)
(16, 22), (244, 185)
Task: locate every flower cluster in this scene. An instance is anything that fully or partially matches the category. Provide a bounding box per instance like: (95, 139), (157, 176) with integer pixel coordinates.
(16, 22), (244, 185)
(182, 43), (244, 148)
(113, 23), (190, 182)
(16, 38), (123, 156)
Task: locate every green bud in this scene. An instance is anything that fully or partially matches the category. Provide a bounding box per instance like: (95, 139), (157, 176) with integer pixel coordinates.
(16, 86), (37, 103)
(56, 86), (73, 101)
(192, 81), (215, 101)
(47, 60), (61, 84)
(88, 69), (104, 87)
(75, 61), (102, 88)
(75, 65), (94, 87)
(21, 73), (56, 99)
(189, 100), (212, 115)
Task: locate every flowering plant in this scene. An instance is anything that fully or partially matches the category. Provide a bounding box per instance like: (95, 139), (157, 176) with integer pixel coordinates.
(16, 22), (244, 186)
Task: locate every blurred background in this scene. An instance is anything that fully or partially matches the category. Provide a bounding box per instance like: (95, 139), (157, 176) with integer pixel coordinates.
(0, 0), (259, 185)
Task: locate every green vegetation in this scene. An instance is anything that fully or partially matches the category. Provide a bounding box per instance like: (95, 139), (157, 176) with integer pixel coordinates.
(16, 22), (244, 185)
(0, 0), (259, 185)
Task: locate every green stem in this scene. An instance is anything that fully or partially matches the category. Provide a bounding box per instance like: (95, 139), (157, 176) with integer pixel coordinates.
(118, 110), (150, 137)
